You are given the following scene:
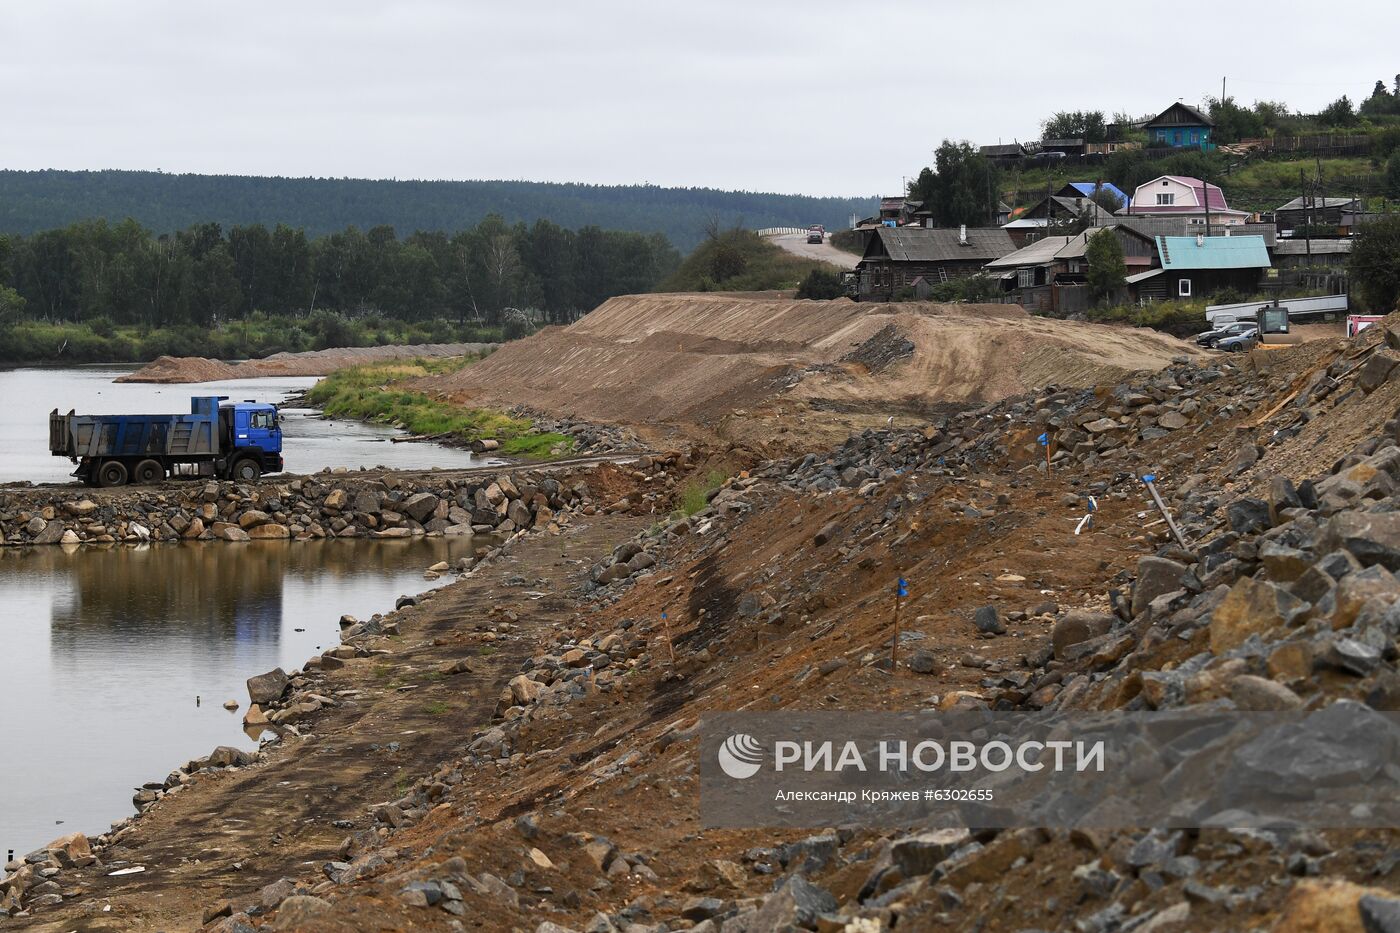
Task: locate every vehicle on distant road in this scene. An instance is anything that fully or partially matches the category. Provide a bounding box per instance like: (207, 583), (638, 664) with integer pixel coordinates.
(1195, 320), (1256, 348)
(807, 224), (824, 244)
(1215, 327), (1258, 352)
(50, 395), (284, 486)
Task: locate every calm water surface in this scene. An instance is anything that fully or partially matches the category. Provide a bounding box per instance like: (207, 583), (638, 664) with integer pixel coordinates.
(0, 535), (491, 859)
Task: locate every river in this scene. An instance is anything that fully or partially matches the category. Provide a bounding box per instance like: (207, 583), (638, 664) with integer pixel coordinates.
(0, 366), (498, 860)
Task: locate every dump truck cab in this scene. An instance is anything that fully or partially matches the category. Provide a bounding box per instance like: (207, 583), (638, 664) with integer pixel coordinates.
(219, 398), (284, 482)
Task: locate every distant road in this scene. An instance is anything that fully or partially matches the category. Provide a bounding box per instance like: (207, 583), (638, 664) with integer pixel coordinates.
(765, 231), (860, 270)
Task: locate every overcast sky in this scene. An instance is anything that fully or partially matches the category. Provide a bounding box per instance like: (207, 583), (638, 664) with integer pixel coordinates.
(2, 1), (1397, 197)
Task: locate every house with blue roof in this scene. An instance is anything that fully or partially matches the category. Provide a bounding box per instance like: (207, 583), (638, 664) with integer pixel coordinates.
(1056, 182), (1130, 213)
(1127, 234), (1271, 302)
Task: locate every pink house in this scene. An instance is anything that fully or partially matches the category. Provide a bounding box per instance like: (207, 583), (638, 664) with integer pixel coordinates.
(1124, 175), (1251, 226)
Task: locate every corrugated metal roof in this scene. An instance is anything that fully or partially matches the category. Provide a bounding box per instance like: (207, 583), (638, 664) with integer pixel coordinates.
(1156, 235), (1271, 270)
(865, 227), (1017, 263)
(985, 236), (1075, 269)
(1053, 226), (1154, 260)
(1275, 196), (1360, 212)
(1110, 216), (1276, 246)
(1144, 102), (1214, 128)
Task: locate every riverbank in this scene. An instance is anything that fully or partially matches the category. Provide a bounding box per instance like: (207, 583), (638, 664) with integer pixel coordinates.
(0, 455), (681, 928)
(114, 343), (494, 384)
(300, 358), (637, 460)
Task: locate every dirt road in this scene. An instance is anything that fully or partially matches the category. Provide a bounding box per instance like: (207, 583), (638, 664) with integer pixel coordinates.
(763, 230), (859, 269)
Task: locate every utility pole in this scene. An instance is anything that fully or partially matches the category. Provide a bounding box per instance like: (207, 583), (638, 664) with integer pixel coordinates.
(1301, 167), (1313, 267)
(1201, 176), (1212, 237)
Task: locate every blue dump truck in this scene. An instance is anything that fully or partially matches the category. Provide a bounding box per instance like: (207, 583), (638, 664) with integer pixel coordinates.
(49, 395), (284, 486)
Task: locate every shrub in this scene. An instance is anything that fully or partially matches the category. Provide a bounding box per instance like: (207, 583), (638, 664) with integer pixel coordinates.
(796, 268), (846, 300)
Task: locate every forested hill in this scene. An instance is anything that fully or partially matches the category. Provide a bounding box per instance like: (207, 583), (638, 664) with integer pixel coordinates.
(0, 170), (874, 251)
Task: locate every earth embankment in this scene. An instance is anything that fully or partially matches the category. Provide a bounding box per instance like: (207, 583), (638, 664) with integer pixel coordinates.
(414, 294), (1203, 448)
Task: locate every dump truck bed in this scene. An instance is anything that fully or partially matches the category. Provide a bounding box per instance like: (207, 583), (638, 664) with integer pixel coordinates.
(49, 411), (219, 460)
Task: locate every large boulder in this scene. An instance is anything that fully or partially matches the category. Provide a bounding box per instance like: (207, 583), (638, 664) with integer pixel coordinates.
(1358, 350), (1400, 394)
(1319, 511), (1400, 572)
(248, 523), (290, 540)
(1052, 610), (1116, 659)
(247, 667), (290, 705)
(1131, 557), (1189, 616)
(400, 492), (440, 523)
(32, 521), (66, 545)
(1209, 577), (1307, 654)
(238, 510), (272, 529)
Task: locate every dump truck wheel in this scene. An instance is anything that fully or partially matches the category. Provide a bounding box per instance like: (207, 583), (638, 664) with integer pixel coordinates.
(97, 460), (129, 488)
(233, 458), (262, 483)
(133, 459), (164, 485)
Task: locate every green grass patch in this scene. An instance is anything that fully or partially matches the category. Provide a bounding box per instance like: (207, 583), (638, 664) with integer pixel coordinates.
(305, 357), (573, 460)
(424, 701), (450, 715)
(676, 470), (728, 517)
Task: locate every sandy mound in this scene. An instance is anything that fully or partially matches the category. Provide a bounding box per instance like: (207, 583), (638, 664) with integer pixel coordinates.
(117, 343), (493, 383)
(418, 294), (1203, 428)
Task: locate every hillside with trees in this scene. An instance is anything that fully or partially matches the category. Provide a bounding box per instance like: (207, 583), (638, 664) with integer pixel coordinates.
(908, 77), (1400, 224)
(0, 171), (875, 252)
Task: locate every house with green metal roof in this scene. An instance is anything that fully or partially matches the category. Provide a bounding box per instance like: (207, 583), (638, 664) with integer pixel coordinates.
(1127, 234), (1271, 302)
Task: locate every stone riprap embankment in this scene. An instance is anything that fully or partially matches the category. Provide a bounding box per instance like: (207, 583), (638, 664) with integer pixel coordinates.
(0, 458), (675, 548)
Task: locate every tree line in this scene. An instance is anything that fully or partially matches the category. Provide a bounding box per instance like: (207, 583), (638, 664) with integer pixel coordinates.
(0, 171), (875, 252)
(0, 215), (681, 331)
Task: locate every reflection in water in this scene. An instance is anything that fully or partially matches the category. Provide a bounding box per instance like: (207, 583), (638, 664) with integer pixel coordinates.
(0, 536), (488, 860)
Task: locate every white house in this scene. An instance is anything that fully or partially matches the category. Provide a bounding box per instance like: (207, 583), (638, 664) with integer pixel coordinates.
(1123, 175), (1251, 226)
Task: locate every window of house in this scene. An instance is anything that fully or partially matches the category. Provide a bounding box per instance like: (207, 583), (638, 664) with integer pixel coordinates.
(1156, 193), (1175, 206)
(1017, 269), (1034, 288)
(1178, 279), (1192, 297)
(1190, 130), (1200, 143)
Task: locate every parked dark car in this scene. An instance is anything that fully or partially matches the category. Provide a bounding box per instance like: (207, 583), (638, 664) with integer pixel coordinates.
(1196, 321), (1255, 348)
(1216, 327), (1259, 352)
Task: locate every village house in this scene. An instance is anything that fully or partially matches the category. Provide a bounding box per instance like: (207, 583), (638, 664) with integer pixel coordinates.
(1273, 196), (1363, 237)
(1127, 234), (1271, 302)
(853, 226), (1015, 301)
(1001, 196), (1114, 246)
(985, 225), (1158, 313)
(1142, 102), (1215, 149)
(1125, 175), (1252, 226)
(978, 142), (1026, 164)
